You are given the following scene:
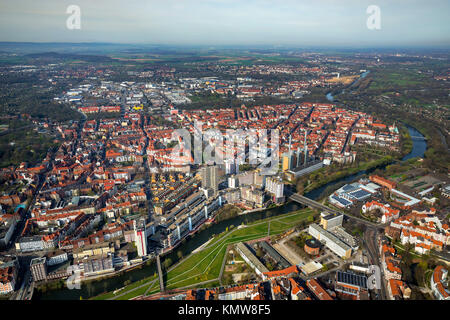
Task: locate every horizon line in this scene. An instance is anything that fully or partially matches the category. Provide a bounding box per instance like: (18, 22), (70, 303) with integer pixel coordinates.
(0, 41), (450, 51)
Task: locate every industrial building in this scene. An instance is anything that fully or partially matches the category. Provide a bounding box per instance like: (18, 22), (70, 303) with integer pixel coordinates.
(285, 159), (325, 180)
(328, 182), (377, 208)
(235, 242), (269, 279)
(320, 212), (343, 230)
(259, 241), (291, 269)
(335, 270), (369, 299)
(308, 224), (352, 259)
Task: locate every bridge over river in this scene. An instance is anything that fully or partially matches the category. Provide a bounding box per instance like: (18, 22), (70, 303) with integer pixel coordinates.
(289, 192), (379, 229)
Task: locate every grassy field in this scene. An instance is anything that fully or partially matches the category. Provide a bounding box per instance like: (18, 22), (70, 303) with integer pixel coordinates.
(368, 70), (428, 90)
(92, 208), (316, 300)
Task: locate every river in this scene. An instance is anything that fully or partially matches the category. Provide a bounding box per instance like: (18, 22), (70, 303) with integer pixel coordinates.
(326, 70), (370, 102)
(35, 201), (305, 300)
(36, 70), (427, 300)
(302, 124), (426, 200)
(36, 122), (426, 300)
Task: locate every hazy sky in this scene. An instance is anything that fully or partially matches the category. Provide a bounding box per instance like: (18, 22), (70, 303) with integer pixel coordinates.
(0, 0), (449, 47)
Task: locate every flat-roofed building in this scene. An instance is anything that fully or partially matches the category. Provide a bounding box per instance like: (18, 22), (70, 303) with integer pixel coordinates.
(335, 271), (369, 299)
(265, 176), (284, 199)
(259, 241), (291, 269)
(82, 254), (114, 277)
(72, 242), (115, 259)
(46, 250), (68, 266)
(308, 223), (352, 259)
(320, 212), (343, 230)
(235, 242), (269, 279)
(30, 257), (47, 282)
(0, 216), (17, 248)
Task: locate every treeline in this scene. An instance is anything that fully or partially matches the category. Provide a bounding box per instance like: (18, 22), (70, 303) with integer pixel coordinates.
(337, 73), (449, 173)
(0, 127), (58, 167)
(0, 79), (82, 122)
(215, 204), (241, 223)
(180, 92), (297, 111)
(296, 155), (394, 195)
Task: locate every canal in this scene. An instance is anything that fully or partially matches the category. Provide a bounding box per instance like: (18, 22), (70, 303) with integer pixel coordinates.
(35, 201), (305, 300)
(36, 76), (427, 299)
(303, 124), (427, 200)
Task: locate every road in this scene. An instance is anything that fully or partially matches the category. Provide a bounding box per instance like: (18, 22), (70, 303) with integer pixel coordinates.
(363, 228), (388, 300)
(7, 115), (87, 299)
(10, 255), (35, 300)
(289, 192), (389, 299)
(289, 192), (379, 228)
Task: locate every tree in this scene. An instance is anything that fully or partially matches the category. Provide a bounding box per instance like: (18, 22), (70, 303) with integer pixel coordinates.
(414, 264), (426, 286)
(296, 180), (305, 194)
(163, 258), (172, 269)
(256, 247), (264, 258)
(86, 282), (94, 297)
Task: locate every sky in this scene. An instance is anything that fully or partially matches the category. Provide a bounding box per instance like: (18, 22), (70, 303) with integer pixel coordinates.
(0, 0), (449, 48)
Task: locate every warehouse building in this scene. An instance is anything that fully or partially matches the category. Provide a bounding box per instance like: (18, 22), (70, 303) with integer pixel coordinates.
(308, 224), (352, 259)
(259, 241), (291, 269)
(335, 270), (369, 299)
(235, 242), (269, 279)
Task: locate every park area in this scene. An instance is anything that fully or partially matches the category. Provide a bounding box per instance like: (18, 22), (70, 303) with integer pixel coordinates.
(92, 207), (317, 300)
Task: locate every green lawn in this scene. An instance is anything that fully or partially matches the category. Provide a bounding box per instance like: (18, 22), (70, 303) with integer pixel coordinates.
(92, 208), (315, 300)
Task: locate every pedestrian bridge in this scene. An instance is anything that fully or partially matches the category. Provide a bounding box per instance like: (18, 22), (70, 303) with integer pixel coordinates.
(156, 255), (164, 292)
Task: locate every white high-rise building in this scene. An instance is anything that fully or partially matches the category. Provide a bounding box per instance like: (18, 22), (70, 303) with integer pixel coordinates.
(224, 159), (239, 175)
(134, 219), (147, 257)
(265, 176), (284, 198)
(228, 175), (238, 189)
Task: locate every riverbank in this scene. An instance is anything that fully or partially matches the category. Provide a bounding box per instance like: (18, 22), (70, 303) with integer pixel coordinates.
(35, 200), (306, 300)
(35, 85), (428, 300)
(326, 70), (371, 102)
(92, 207), (317, 300)
(35, 122), (426, 300)
(301, 155), (394, 195)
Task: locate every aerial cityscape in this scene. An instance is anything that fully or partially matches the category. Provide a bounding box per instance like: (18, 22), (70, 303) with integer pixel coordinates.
(0, 0), (449, 308)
